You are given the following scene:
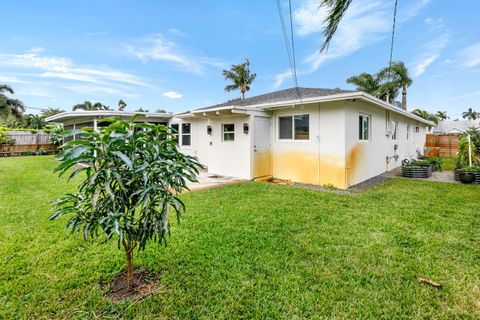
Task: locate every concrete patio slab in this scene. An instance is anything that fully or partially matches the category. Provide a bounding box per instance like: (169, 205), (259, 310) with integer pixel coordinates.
(186, 170), (243, 191)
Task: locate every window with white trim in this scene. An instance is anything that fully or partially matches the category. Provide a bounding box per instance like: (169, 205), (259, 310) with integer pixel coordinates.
(359, 114), (370, 141)
(392, 121), (398, 140)
(181, 123), (191, 146)
(171, 123), (179, 144)
(278, 114), (309, 140)
(222, 124), (235, 141)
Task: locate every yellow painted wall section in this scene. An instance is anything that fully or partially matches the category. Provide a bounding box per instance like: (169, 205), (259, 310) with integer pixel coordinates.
(273, 151), (319, 185)
(318, 154), (346, 189)
(346, 143), (366, 187)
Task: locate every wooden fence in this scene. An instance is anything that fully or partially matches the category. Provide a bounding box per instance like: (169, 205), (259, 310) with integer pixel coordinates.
(0, 131), (57, 157)
(425, 134), (459, 157)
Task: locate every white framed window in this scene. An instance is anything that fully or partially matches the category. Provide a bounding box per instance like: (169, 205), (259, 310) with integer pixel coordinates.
(222, 124), (235, 141)
(278, 114), (309, 140)
(171, 123), (179, 144)
(359, 114), (370, 141)
(392, 121), (398, 140)
(181, 123), (191, 146)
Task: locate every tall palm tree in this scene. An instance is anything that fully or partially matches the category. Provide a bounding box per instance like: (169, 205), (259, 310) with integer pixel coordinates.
(118, 99), (127, 111)
(41, 107), (65, 118)
(412, 109), (439, 126)
(72, 101), (110, 111)
(346, 72), (381, 97)
(0, 84), (26, 119)
(378, 61), (412, 110)
(222, 59), (257, 100)
(462, 108), (480, 121)
(435, 111), (449, 121)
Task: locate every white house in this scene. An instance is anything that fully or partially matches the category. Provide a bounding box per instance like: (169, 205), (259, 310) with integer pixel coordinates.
(47, 87), (433, 189)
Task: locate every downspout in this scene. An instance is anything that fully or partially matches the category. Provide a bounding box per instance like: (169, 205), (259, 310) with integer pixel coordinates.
(317, 103), (321, 185)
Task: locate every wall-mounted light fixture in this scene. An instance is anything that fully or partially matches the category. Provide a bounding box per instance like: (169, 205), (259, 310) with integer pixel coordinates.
(207, 125), (212, 135)
(243, 123), (249, 134)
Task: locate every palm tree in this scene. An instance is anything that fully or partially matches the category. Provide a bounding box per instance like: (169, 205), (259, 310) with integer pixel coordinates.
(319, 0), (353, 52)
(118, 99), (127, 111)
(25, 114), (47, 129)
(346, 73), (381, 97)
(435, 111), (449, 121)
(222, 59), (257, 100)
(0, 84), (26, 119)
(72, 101), (110, 111)
(378, 61), (412, 110)
(41, 107), (65, 118)
(462, 108), (480, 121)
(412, 109), (439, 126)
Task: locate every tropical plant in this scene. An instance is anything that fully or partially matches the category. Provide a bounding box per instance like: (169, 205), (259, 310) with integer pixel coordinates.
(462, 108), (480, 121)
(135, 108), (149, 112)
(25, 114), (47, 129)
(346, 73), (381, 97)
(155, 108), (167, 113)
(411, 109), (439, 126)
(378, 61), (412, 109)
(457, 135), (479, 167)
(72, 101), (110, 111)
(50, 117), (201, 288)
(118, 99), (127, 111)
(319, 0), (353, 52)
(41, 107), (65, 118)
(222, 59), (257, 100)
(0, 84), (26, 119)
(0, 127), (15, 145)
(46, 123), (64, 146)
(435, 111), (449, 121)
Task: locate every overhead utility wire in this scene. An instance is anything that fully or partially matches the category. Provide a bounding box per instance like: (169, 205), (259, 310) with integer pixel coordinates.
(288, 0), (302, 101)
(276, 0), (302, 103)
(387, 0), (399, 83)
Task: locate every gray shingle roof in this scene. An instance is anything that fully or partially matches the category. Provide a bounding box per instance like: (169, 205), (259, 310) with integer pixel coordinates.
(194, 87), (354, 111)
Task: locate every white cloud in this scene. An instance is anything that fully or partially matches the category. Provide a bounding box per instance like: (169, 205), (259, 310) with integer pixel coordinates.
(168, 28), (188, 37)
(451, 90), (480, 101)
(162, 90), (183, 99)
(274, 0), (432, 88)
(0, 75), (26, 83)
(457, 43), (480, 68)
(411, 34), (449, 77)
(0, 49), (147, 94)
(17, 87), (52, 97)
(124, 33), (224, 74)
(273, 70), (292, 89)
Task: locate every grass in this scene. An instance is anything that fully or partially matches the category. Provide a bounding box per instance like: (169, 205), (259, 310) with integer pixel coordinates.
(441, 157), (457, 171)
(1, 156), (480, 319)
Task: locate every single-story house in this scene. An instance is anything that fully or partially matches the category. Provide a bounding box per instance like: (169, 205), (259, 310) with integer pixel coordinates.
(47, 87), (433, 189)
(431, 119), (479, 135)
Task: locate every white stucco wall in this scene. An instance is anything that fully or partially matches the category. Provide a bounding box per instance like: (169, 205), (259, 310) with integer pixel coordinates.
(271, 102), (346, 187)
(170, 115), (252, 180)
(344, 100), (427, 187)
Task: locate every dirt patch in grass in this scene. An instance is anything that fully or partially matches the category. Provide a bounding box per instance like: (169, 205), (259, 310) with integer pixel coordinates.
(105, 269), (160, 302)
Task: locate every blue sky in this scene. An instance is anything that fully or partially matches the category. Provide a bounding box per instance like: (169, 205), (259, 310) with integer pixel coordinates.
(1, 0), (479, 119)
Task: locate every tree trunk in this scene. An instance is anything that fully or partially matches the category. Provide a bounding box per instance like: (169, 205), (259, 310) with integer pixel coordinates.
(241, 89), (245, 100)
(122, 240), (134, 288)
(402, 85), (407, 110)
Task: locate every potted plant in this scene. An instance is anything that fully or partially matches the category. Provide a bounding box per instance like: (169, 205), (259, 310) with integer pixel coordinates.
(458, 166), (480, 184)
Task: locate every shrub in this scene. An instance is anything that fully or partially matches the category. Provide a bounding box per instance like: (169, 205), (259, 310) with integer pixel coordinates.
(50, 116), (201, 288)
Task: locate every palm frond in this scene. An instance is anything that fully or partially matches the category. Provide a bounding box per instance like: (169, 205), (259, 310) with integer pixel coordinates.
(320, 0), (353, 52)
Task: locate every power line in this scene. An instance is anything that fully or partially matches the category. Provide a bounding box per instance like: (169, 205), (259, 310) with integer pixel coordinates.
(388, 0), (399, 77)
(276, 0), (302, 103)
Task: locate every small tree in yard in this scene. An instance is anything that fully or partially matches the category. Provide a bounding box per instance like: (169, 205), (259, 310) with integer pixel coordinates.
(50, 116), (201, 288)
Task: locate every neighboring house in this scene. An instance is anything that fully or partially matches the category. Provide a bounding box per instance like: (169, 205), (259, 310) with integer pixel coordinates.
(431, 120), (479, 134)
(47, 87), (432, 189)
(46, 110), (172, 142)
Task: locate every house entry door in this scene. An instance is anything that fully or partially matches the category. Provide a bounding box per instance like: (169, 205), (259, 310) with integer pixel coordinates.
(253, 116), (272, 178)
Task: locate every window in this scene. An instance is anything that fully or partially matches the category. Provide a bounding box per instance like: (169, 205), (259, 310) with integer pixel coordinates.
(359, 114), (370, 141)
(278, 114), (309, 140)
(392, 121), (398, 140)
(171, 124), (179, 144)
(223, 124), (235, 141)
(181, 123), (191, 146)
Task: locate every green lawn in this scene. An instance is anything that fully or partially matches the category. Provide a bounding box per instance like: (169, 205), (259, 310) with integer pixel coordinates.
(1, 156), (480, 319)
